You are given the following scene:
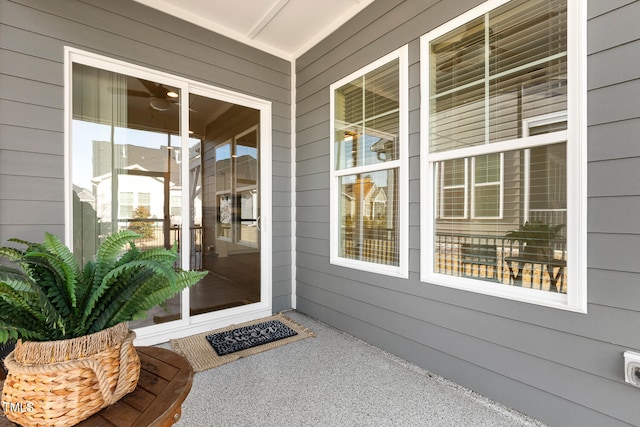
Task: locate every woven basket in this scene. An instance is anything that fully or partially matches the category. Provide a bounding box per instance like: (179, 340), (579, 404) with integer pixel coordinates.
(1, 322), (140, 427)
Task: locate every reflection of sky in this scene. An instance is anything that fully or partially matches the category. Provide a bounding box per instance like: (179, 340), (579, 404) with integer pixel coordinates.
(72, 120), (197, 189)
(237, 145), (257, 159)
(338, 133), (387, 169)
(216, 144), (231, 161)
(216, 144), (257, 162)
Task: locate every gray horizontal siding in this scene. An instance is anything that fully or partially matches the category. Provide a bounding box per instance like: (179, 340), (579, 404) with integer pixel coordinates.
(295, 0), (640, 425)
(0, 0), (291, 310)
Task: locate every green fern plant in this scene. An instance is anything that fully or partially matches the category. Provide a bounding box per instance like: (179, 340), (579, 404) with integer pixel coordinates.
(505, 221), (565, 262)
(0, 230), (207, 343)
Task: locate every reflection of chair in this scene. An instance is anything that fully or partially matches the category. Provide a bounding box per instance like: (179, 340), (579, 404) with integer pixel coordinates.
(460, 243), (498, 281)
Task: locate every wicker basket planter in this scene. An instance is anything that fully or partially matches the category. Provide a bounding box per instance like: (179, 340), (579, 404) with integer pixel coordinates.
(1, 322), (140, 427)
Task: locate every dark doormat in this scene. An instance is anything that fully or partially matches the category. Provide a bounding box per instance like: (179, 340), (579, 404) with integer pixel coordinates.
(170, 313), (315, 372)
(206, 318), (299, 356)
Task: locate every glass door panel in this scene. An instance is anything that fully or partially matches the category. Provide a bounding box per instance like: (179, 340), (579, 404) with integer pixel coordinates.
(71, 64), (183, 327)
(189, 95), (261, 315)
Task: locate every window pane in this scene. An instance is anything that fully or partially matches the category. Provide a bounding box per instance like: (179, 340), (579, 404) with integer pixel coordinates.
(365, 112), (399, 163)
(215, 143), (232, 192)
(72, 63), (180, 265)
(335, 60), (399, 169)
(489, 0), (567, 74)
(431, 17), (485, 94)
(429, 0), (567, 152)
(434, 143), (567, 293)
(335, 80), (364, 126)
(365, 60), (399, 118)
(442, 187), (466, 218)
(338, 170), (399, 266)
(489, 58), (567, 142)
(119, 192), (133, 219)
(474, 153), (501, 219)
(170, 195), (181, 217)
(443, 158), (466, 187)
(430, 84), (485, 153)
(138, 192), (151, 208)
(475, 185), (500, 217)
(439, 158), (467, 219)
(236, 129), (259, 246)
(475, 154), (500, 184)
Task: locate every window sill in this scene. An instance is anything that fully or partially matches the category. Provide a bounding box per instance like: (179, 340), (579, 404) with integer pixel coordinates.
(331, 256), (408, 279)
(420, 272), (586, 313)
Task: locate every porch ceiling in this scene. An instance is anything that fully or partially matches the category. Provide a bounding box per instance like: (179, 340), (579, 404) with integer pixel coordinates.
(132, 0), (375, 60)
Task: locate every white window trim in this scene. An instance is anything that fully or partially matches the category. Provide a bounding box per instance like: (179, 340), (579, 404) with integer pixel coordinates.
(329, 46), (409, 279)
(420, 0), (587, 312)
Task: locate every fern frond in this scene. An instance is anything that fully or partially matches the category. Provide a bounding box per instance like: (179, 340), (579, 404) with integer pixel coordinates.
(86, 268), (156, 333)
(91, 230), (141, 295)
(6, 237), (32, 247)
(0, 246), (26, 262)
(95, 231), (141, 267)
(82, 260), (174, 326)
(76, 260), (96, 311)
(108, 276), (175, 327)
(110, 269), (205, 327)
(0, 296), (51, 341)
(0, 319), (48, 342)
(114, 243), (141, 267)
(83, 263), (154, 333)
(21, 251), (74, 320)
(0, 265), (36, 293)
(42, 233), (80, 309)
(136, 247), (178, 267)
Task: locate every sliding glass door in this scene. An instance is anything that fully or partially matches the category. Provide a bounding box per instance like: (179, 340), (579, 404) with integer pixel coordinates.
(68, 51), (270, 337)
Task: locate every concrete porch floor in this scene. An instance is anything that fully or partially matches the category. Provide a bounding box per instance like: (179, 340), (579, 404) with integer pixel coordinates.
(165, 311), (547, 427)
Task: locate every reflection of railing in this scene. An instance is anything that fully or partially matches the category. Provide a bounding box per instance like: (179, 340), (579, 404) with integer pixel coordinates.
(171, 226), (203, 270)
(434, 233), (567, 293)
(342, 227), (398, 266)
(116, 221), (202, 270)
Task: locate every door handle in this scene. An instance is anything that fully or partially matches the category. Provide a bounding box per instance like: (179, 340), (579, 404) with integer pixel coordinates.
(256, 216), (261, 231)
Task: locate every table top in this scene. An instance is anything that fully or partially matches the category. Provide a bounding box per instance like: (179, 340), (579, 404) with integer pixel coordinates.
(1, 346), (193, 427)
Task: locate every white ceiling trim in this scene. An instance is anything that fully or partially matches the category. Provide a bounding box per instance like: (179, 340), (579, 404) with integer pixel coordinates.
(133, 0), (292, 59)
(247, 0), (289, 40)
(132, 0), (375, 61)
(291, 0), (375, 59)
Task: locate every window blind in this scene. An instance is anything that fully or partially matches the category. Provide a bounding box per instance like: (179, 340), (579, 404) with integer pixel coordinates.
(430, 0), (567, 153)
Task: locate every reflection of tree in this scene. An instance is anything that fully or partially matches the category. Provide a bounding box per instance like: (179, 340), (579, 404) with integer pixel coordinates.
(219, 197), (231, 224)
(128, 206), (154, 239)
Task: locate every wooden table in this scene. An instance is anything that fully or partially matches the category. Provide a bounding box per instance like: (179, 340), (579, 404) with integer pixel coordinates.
(1, 347), (193, 427)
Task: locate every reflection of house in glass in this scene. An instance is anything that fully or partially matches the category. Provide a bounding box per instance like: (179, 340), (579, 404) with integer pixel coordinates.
(74, 140), (202, 252)
(341, 176), (388, 225)
(206, 125), (259, 256)
(340, 174), (398, 266)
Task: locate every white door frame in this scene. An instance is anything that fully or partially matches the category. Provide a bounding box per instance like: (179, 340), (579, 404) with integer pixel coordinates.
(65, 47), (273, 346)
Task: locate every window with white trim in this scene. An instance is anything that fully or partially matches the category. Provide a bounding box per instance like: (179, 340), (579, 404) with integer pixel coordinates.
(330, 46), (408, 278)
(421, 0), (586, 311)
